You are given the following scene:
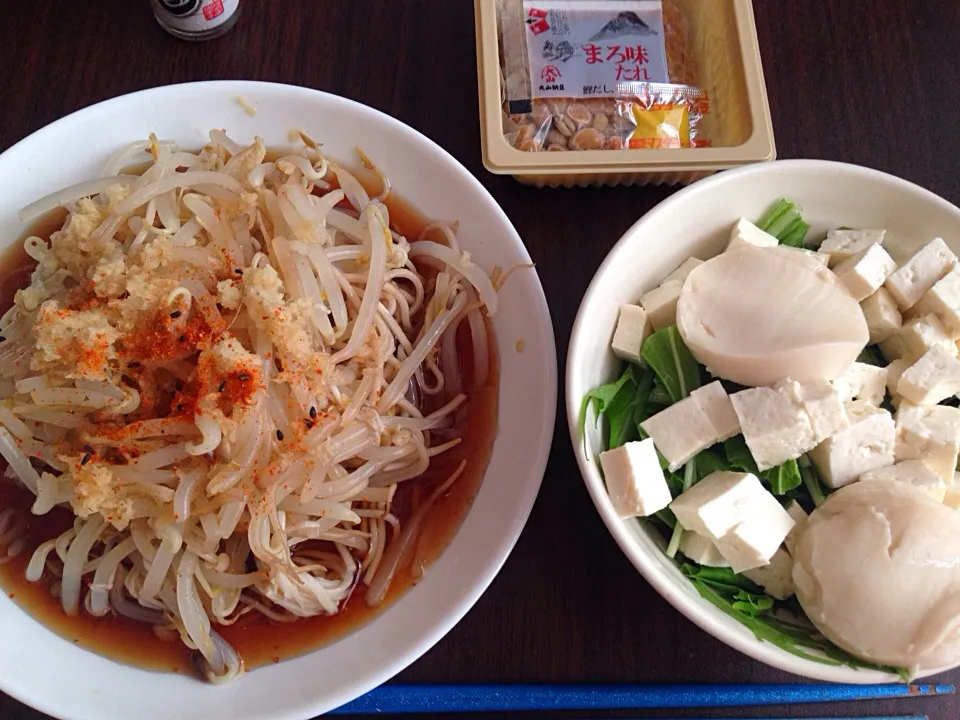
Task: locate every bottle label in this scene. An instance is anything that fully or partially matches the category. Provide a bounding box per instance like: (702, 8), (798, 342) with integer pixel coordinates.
(522, 0), (670, 100)
(151, 0), (239, 32)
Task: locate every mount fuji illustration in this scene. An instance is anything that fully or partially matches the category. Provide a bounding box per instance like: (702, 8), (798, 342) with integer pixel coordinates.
(589, 11), (659, 41)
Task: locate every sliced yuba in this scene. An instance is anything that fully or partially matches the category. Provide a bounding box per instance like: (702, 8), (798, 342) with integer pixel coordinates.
(677, 246), (869, 386)
(792, 480), (960, 670)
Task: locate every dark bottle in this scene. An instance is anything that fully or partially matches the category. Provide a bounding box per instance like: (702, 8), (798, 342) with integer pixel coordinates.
(150, 0), (240, 41)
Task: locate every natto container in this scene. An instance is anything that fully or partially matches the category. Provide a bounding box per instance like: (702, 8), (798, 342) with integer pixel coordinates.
(474, 0), (776, 187)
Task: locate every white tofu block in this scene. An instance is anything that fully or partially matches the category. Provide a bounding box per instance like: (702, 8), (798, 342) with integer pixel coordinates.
(727, 218), (778, 252)
(776, 379), (849, 443)
(896, 346), (960, 405)
(833, 244), (898, 301)
(743, 547), (796, 599)
(818, 228), (886, 267)
(679, 531), (729, 567)
(859, 459), (948, 502)
(670, 471), (756, 538)
(640, 396), (719, 472)
(860, 287), (903, 344)
(729, 386), (816, 471)
(808, 402), (896, 488)
(715, 514), (796, 573)
(640, 280), (682, 330)
(900, 314), (958, 361)
(690, 381), (740, 442)
(783, 499), (808, 556)
(599, 439), (673, 518)
(611, 304), (651, 364)
(661, 257), (704, 286)
(833, 362), (888, 406)
(884, 237), (958, 310)
(913, 266), (960, 338)
(944, 485), (960, 511)
(669, 471), (793, 543)
(895, 402), (960, 482)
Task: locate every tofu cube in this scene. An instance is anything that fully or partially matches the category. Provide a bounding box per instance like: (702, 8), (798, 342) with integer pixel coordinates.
(884, 237), (957, 310)
(894, 402), (960, 481)
(832, 362), (888, 406)
(833, 244), (898, 301)
(743, 547), (796, 600)
(860, 287), (903, 344)
(727, 218), (778, 252)
(640, 396), (719, 472)
(900, 314), (958, 361)
(716, 516), (796, 573)
(881, 314), (958, 363)
(729, 386), (816, 471)
(679, 531), (729, 567)
(913, 266), (960, 338)
(669, 471), (760, 538)
(776, 379), (849, 443)
(611, 304), (651, 364)
(859, 460), (948, 502)
(783, 499), (808, 556)
(896, 346), (960, 405)
(669, 471), (795, 572)
(661, 257), (704, 286)
(640, 280), (682, 330)
(690, 381), (740, 443)
(599, 439), (673, 518)
(808, 401), (896, 488)
(818, 228), (886, 266)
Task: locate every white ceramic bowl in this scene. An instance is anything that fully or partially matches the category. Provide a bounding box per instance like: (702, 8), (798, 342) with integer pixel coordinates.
(0, 82), (557, 719)
(567, 159), (960, 683)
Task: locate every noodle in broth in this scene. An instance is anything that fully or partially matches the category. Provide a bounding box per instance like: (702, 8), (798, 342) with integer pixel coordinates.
(0, 132), (500, 681)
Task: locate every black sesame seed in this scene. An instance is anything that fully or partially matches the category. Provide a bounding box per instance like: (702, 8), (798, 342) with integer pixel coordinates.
(176, 403), (184, 412)
(305, 419), (314, 429)
(169, 310), (182, 319)
(309, 406), (317, 419)
(0, 336), (6, 343)
(235, 268), (243, 274)
(218, 381), (227, 392)
(83, 444), (94, 454)
(276, 430), (284, 441)
(238, 373), (250, 381)
(81, 453), (91, 466)
(179, 335), (186, 342)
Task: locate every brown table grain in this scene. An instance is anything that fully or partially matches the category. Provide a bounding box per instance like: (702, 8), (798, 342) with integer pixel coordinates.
(1, 2), (958, 719)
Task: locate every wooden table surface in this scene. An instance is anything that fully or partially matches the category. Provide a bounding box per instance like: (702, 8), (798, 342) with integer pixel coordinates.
(2, 1), (959, 719)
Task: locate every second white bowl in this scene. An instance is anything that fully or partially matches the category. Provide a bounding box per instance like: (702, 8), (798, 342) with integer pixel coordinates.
(566, 159), (960, 683)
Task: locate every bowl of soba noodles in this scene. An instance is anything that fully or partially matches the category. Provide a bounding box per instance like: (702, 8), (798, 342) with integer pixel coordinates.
(0, 81), (556, 720)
